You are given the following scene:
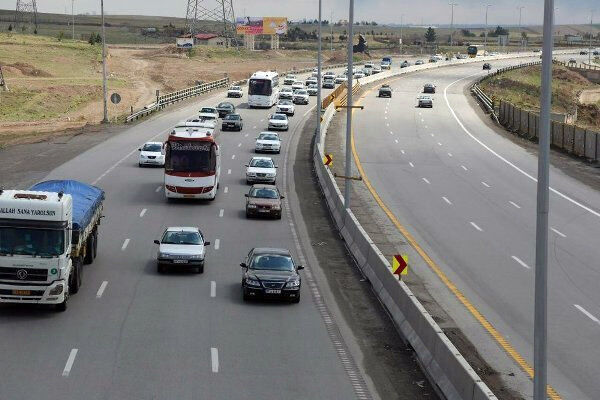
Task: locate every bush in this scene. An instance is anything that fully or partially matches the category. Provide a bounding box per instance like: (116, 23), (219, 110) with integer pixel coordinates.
(8, 24), (12, 31)
(57, 31), (65, 41)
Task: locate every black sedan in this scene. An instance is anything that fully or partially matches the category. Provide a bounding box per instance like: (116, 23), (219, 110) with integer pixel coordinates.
(241, 248), (303, 303)
(483, 63), (492, 70)
(378, 84), (392, 97)
(221, 113), (243, 131)
(423, 83), (436, 93)
(216, 102), (235, 118)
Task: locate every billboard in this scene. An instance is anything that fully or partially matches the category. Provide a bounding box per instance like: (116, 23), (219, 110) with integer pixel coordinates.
(236, 17), (263, 34)
(176, 37), (194, 48)
(263, 17), (288, 35)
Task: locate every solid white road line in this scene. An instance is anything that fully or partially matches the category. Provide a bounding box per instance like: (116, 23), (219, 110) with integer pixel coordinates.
(121, 239), (130, 251)
(210, 281), (216, 298)
(227, 169), (231, 175)
(422, 178), (431, 184)
(482, 181), (490, 188)
(509, 201), (521, 209)
(211, 348), (219, 373)
(448, 152), (453, 157)
(574, 304), (600, 325)
(470, 222), (483, 232)
(96, 281), (108, 298)
(511, 256), (531, 269)
(551, 227), (567, 238)
(219, 209), (224, 218)
(442, 196), (452, 205)
(62, 349), (78, 377)
(139, 208), (147, 218)
(445, 75), (600, 220)
(409, 162), (414, 168)
(214, 239), (220, 250)
(155, 186), (162, 193)
(224, 186), (229, 194)
(461, 165), (468, 171)
(231, 154), (236, 160)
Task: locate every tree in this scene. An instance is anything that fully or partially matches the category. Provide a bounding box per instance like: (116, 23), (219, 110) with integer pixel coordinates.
(338, 34), (346, 41)
(489, 25), (509, 37)
(461, 29), (475, 37)
(57, 31), (65, 41)
(425, 27), (436, 43)
(95, 33), (102, 43)
(8, 24), (12, 31)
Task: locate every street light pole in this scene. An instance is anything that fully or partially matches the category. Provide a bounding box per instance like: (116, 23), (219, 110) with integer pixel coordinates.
(449, 3), (458, 48)
(484, 4), (492, 59)
(101, 0), (108, 123)
(590, 10), (595, 65)
(316, 0), (322, 145)
(400, 14), (404, 53)
(330, 10), (334, 53)
(71, 0), (75, 40)
(534, 0), (554, 399)
(517, 6), (525, 52)
(344, 0), (354, 208)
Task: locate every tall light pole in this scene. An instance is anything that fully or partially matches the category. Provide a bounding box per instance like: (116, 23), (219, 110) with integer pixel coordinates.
(344, 0), (354, 208)
(400, 14), (404, 53)
(590, 10), (595, 65)
(484, 4), (492, 58)
(330, 10), (334, 52)
(449, 3), (458, 48)
(517, 6), (525, 52)
(101, 0), (108, 123)
(71, 0), (75, 40)
(534, 0), (554, 398)
(316, 0), (322, 145)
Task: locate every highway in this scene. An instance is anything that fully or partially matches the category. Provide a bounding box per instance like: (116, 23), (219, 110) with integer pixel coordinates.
(350, 54), (599, 399)
(0, 69), (372, 399)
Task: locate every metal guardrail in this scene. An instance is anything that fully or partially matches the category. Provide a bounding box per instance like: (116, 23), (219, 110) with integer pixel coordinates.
(126, 78), (229, 123)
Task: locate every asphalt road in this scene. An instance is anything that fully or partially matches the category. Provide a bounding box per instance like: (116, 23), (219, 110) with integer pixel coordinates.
(351, 53), (599, 400)
(0, 70), (371, 400)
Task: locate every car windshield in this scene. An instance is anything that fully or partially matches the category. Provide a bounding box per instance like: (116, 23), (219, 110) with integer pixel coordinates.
(0, 227), (65, 257)
(250, 158), (274, 168)
(200, 108), (215, 113)
(225, 114), (240, 120)
(281, 88), (292, 92)
(258, 133), (278, 141)
(161, 230), (202, 245)
(295, 90), (307, 95)
(250, 254), (294, 271)
(165, 140), (217, 173)
(250, 188), (279, 199)
(272, 115), (286, 120)
(217, 103), (231, 108)
(278, 100), (292, 105)
(143, 143), (162, 152)
(230, 86), (240, 90)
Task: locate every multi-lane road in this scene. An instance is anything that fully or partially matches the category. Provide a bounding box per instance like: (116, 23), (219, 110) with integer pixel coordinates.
(351, 53), (598, 399)
(0, 69), (377, 399)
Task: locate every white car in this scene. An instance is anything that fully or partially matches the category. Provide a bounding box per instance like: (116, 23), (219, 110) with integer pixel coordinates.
(311, 68), (321, 77)
(372, 65), (382, 74)
(227, 85), (243, 98)
(284, 74), (297, 85)
(268, 113), (289, 131)
(292, 81), (304, 91)
(307, 84), (319, 96)
(276, 99), (295, 116)
(354, 71), (365, 79)
(245, 156), (277, 184)
(322, 78), (335, 89)
(279, 87), (294, 100)
(335, 74), (348, 84)
(293, 89), (309, 105)
(138, 141), (164, 167)
(199, 107), (219, 120)
(154, 227), (210, 274)
(305, 77), (318, 86)
(255, 132), (282, 153)
(323, 71), (336, 79)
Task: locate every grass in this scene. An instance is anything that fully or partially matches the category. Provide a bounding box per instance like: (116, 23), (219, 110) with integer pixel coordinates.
(480, 64), (600, 130)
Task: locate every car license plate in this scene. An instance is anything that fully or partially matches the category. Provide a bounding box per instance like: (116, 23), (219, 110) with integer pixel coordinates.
(173, 259), (188, 264)
(265, 289), (281, 294)
(183, 194), (194, 198)
(13, 290), (30, 296)
(259, 209), (270, 213)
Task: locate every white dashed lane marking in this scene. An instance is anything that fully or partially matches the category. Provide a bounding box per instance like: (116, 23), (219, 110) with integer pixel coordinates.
(447, 152), (453, 157)
(231, 155), (236, 160)
(409, 162), (414, 168)
(482, 182), (490, 188)
(574, 304), (600, 325)
(96, 281), (108, 298)
(461, 165), (468, 171)
(400, 149), (405, 154)
(422, 178), (431, 184)
(62, 349), (78, 377)
(442, 196), (452, 205)
(509, 201), (521, 209)
(511, 256), (530, 269)
(227, 169), (231, 175)
(219, 209), (224, 218)
(139, 208), (147, 217)
(224, 186), (229, 194)
(210, 281), (216, 298)
(211, 348), (219, 373)
(470, 222), (483, 232)
(155, 186), (162, 193)
(551, 227), (566, 238)
(121, 239), (130, 251)
(214, 239), (220, 250)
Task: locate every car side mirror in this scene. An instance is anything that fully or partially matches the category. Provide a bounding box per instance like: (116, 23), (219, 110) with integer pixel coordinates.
(244, 164), (249, 167)
(244, 194), (249, 197)
(204, 241), (211, 246)
(240, 262), (247, 268)
(297, 265), (304, 270)
(153, 240), (160, 244)
(138, 148), (142, 151)
(280, 195), (285, 199)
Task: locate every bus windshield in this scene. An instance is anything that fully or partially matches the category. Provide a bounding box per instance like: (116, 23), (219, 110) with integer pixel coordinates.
(249, 79), (272, 96)
(165, 141), (216, 173)
(0, 227), (65, 257)
(467, 46), (479, 56)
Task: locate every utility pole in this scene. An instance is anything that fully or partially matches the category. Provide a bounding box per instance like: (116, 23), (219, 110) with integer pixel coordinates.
(590, 10), (595, 65)
(484, 4), (492, 59)
(449, 3), (458, 48)
(517, 6), (525, 52)
(400, 14), (404, 54)
(71, 0), (75, 40)
(534, 0), (554, 399)
(330, 10), (334, 52)
(101, 0), (108, 123)
(344, 0), (355, 208)
(316, 0), (322, 145)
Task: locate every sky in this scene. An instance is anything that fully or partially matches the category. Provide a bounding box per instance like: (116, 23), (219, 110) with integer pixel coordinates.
(10, 0), (598, 26)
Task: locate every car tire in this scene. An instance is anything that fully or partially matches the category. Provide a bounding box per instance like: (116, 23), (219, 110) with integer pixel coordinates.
(197, 262), (204, 274)
(291, 294), (300, 303)
(69, 258), (82, 294)
(84, 235), (94, 265)
(246, 211), (251, 219)
(276, 213), (282, 220)
(157, 264), (165, 274)
(243, 291), (251, 302)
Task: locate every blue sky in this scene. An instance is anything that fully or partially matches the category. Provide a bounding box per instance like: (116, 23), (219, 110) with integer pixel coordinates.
(21, 0), (598, 26)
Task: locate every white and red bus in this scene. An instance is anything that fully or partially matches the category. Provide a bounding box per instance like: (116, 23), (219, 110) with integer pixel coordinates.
(164, 127), (221, 200)
(248, 71), (279, 108)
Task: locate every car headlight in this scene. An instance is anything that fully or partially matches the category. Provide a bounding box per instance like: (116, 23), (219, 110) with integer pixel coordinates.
(49, 283), (64, 295)
(247, 204), (257, 209)
(271, 205), (281, 210)
(189, 254), (204, 260)
(286, 279), (300, 288)
(159, 252), (171, 259)
(267, 173), (276, 177)
(140, 154), (147, 159)
(246, 278), (261, 287)
(247, 172), (256, 177)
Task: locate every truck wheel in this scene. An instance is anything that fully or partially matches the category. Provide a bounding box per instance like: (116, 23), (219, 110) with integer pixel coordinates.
(69, 258), (82, 294)
(56, 295), (68, 312)
(92, 229), (98, 259)
(84, 236), (94, 265)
